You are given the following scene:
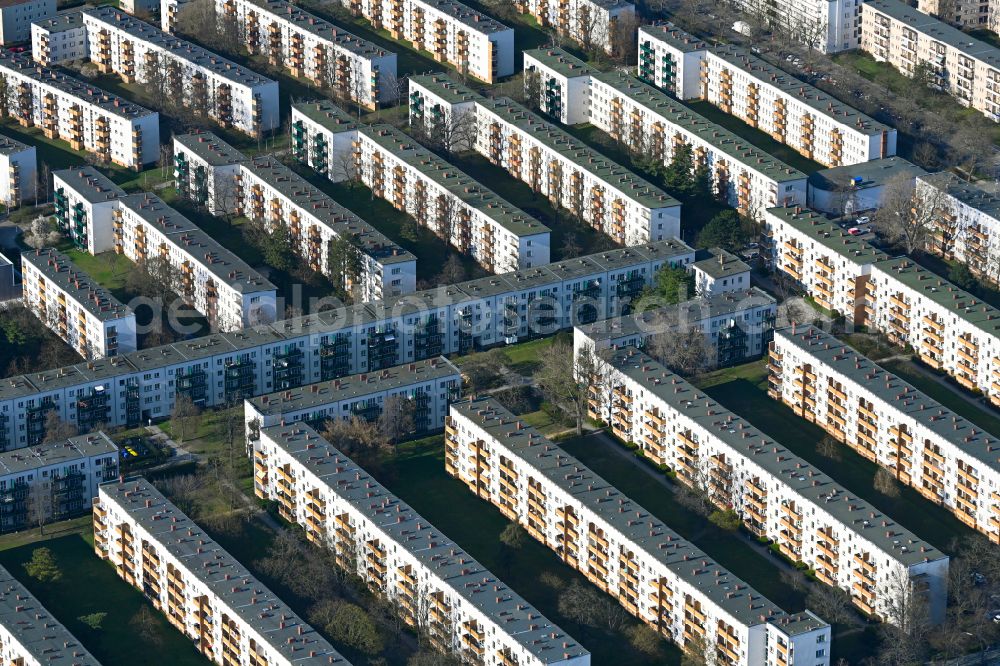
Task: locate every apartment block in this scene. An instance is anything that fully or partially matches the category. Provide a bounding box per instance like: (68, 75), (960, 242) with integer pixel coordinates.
(0, 0), (54, 45)
(447, 397), (834, 665)
(0, 252), (19, 302)
(95, 478), (350, 666)
(0, 431), (118, 530)
(290, 104), (552, 273)
(515, 0), (634, 54)
(521, 46), (597, 124)
(638, 26), (895, 167)
(0, 51), (159, 168)
(173, 131), (417, 301)
(244, 356), (460, 435)
(861, 0), (1000, 121)
(771, 324), (1000, 542)
(762, 206), (887, 322)
(410, 74), (682, 246)
(114, 193), (278, 332)
(52, 166), (126, 253)
(729, 0), (862, 53)
(691, 248), (751, 296)
(0, 565), (100, 666)
(523, 48), (807, 218)
(0, 239), (693, 448)
(586, 347), (950, 624)
(33, 6), (279, 136)
(917, 171), (1000, 285)
(335, 0), (513, 83)
(573, 286), (777, 368)
(217, 0), (397, 110)
(918, 0), (999, 32)
(253, 423), (590, 666)
(0, 133), (34, 207)
(866, 257), (1000, 405)
(22, 248), (137, 359)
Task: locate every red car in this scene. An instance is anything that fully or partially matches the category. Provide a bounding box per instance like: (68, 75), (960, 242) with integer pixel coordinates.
(8, 47), (26, 53)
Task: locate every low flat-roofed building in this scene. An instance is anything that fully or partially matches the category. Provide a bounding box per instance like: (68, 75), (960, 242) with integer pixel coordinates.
(21, 247), (137, 359)
(95, 477), (351, 666)
(447, 397), (834, 665)
(808, 157), (926, 215)
(691, 248), (750, 296)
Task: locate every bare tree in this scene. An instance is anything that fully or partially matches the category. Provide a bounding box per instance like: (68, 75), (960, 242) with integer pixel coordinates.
(26, 479), (52, 535)
(42, 410), (78, 444)
(646, 326), (714, 376)
(610, 11), (641, 65)
(872, 174), (945, 255)
(376, 394), (417, 444)
(170, 394), (202, 445)
(538, 339), (594, 435)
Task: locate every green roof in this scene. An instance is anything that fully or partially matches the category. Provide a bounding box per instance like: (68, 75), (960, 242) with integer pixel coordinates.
(766, 206), (888, 265)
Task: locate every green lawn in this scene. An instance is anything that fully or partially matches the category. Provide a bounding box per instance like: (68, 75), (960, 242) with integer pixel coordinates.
(683, 100), (825, 175)
(0, 534), (207, 665)
(375, 435), (681, 665)
(881, 358), (1000, 436)
(693, 360), (977, 550)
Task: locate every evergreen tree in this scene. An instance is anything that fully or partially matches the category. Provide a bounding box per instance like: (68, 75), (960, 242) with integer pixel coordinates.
(663, 143), (695, 195)
(697, 210), (749, 253)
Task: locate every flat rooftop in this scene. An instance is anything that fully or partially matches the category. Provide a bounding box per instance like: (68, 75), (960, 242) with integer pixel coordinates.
(32, 9), (84, 34)
(0, 431), (116, 477)
(261, 422), (590, 663)
(451, 397), (829, 635)
(0, 132), (30, 156)
(809, 157), (925, 193)
(918, 171), (1000, 219)
(606, 346), (948, 568)
(873, 257), (1000, 340)
(0, 565), (101, 666)
(173, 131), (247, 167)
(52, 166), (125, 203)
(523, 47), (600, 78)
(692, 247), (749, 280)
(119, 193), (276, 293)
(244, 0), (392, 58)
(638, 21), (707, 53)
(23, 247), (134, 321)
(766, 206), (888, 265)
(777, 324), (1000, 475)
(292, 100), (358, 133)
(99, 478), (348, 665)
(248, 356), (459, 416)
(415, 0), (511, 34)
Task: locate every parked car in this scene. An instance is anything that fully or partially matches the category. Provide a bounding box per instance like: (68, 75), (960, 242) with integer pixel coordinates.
(848, 227), (863, 236)
(855, 216), (871, 225)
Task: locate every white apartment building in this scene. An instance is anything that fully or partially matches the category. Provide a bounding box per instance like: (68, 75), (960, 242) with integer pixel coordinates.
(573, 286), (777, 368)
(515, 0), (634, 54)
(447, 397), (834, 666)
(244, 356), (460, 435)
(521, 46), (597, 125)
(523, 48), (808, 218)
(0, 565), (101, 666)
(861, 0), (1000, 121)
(113, 193), (277, 332)
(52, 166), (126, 253)
(0, 133), (34, 207)
(587, 347), (950, 625)
(918, 0), (999, 32)
(253, 422), (591, 666)
(917, 171), (1000, 285)
(218, 0), (397, 110)
(21, 248), (137, 359)
(410, 74), (682, 246)
(865, 257), (1000, 406)
(691, 248), (751, 296)
(762, 206), (887, 322)
(0, 431), (118, 530)
(33, 6), (280, 136)
(290, 105), (552, 274)
(173, 130), (417, 302)
(95, 478), (350, 666)
(0, 51), (159, 168)
(772, 324), (1000, 543)
(638, 27), (896, 167)
(730, 0), (862, 53)
(335, 0), (513, 83)
(0, 0), (53, 45)
(0, 239), (694, 449)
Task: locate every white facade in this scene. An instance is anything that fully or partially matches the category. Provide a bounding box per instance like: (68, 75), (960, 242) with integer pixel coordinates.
(33, 6), (279, 136)
(0, 239), (693, 449)
(0, 133), (34, 206)
(448, 397), (834, 666)
(95, 478), (349, 666)
(587, 347), (950, 625)
(515, 0), (634, 53)
(861, 0), (1000, 121)
(636, 22), (708, 99)
(254, 423), (590, 666)
(291, 103), (552, 274)
(218, 0), (397, 110)
(523, 48), (808, 219)
(772, 324), (1000, 544)
(522, 47), (596, 124)
(22, 248), (138, 360)
(410, 74), (682, 246)
(731, 0), (862, 53)
(52, 166), (125, 254)
(0, 0), (53, 45)
(336, 0), (513, 82)
(691, 248), (751, 296)
(0, 51), (159, 168)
